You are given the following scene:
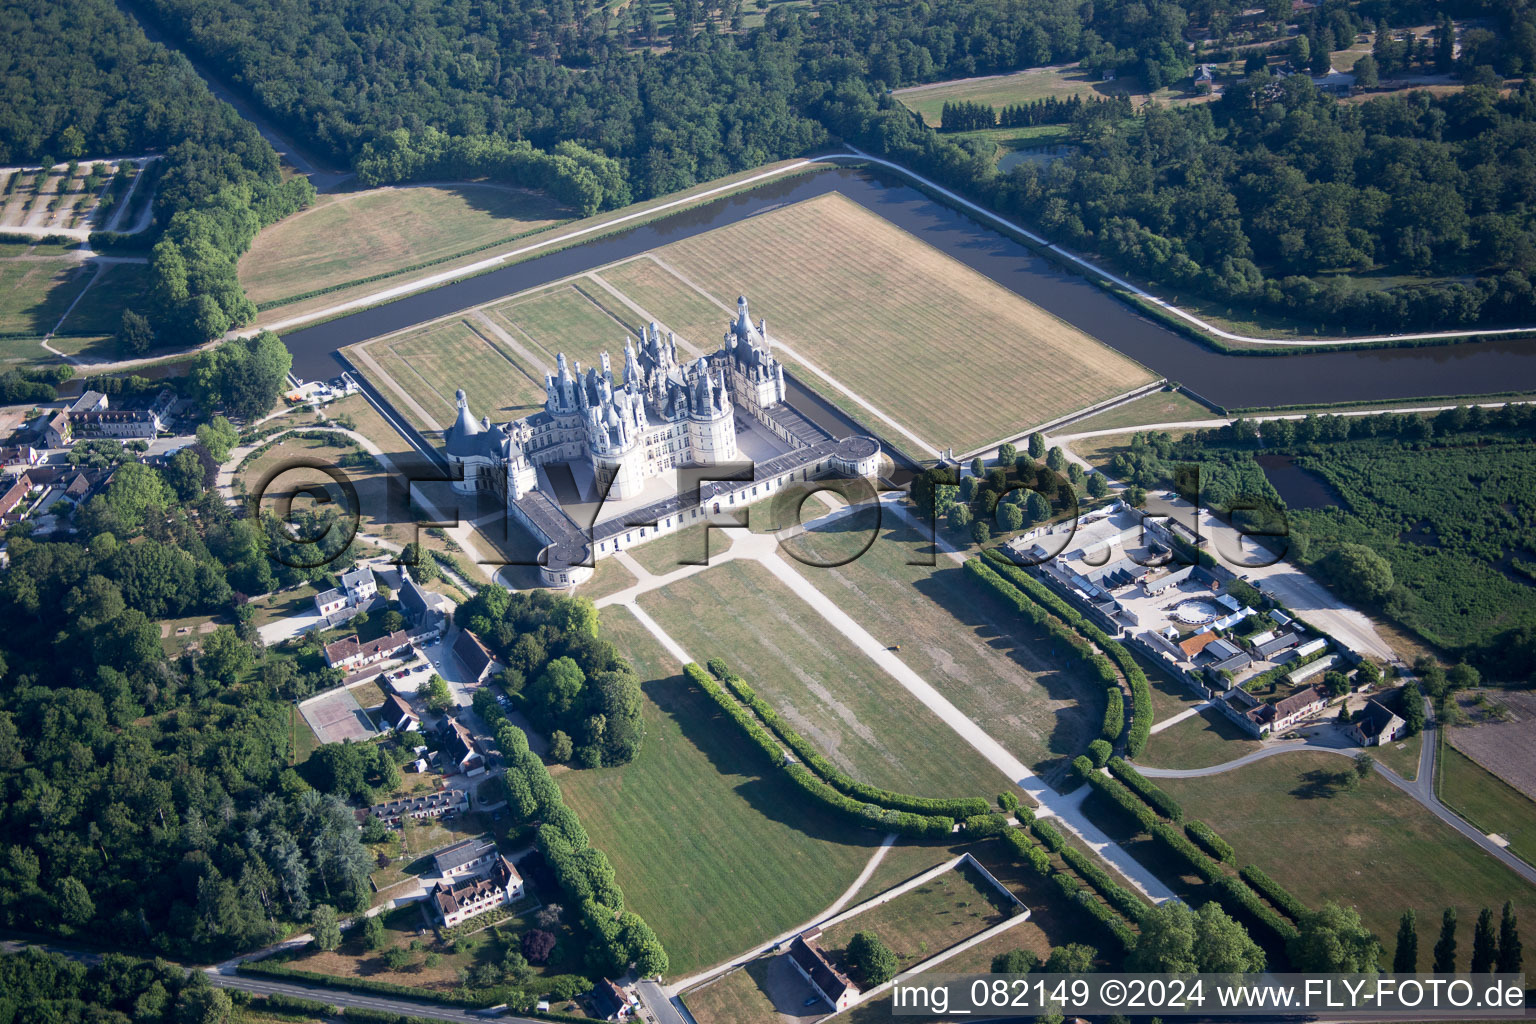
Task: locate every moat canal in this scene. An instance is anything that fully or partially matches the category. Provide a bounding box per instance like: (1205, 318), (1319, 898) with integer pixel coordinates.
(280, 166), (1536, 412)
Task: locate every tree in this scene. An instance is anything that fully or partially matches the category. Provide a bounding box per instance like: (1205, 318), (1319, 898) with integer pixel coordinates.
(1028, 433), (1045, 459)
(997, 443), (1017, 466)
(971, 456), (985, 477)
(188, 333), (293, 420)
(522, 928), (557, 964)
(1433, 908), (1458, 972)
(991, 949), (1040, 973)
(196, 416), (239, 463)
(382, 945), (412, 971)
(312, 904), (342, 951)
(418, 674), (453, 714)
(54, 876), (95, 927)
(846, 931), (898, 986)
(1025, 491), (1051, 525)
(1472, 907), (1498, 973)
(948, 504), (973, 533)
(998, 503), (1024, 532)
(1352, 753), (1375, 787)
(549, 730), (573, 762)
(361, 913), (386, 950)
(1401, 681), (1426, 735)
(1131, 902), (1264, 973)
(1325, 670), (1350, 698)
(1394, 910), (1418, 973)
(1046, 447), (1067, 472)
(1324, 543), (1394, 603)
(118, 309), (155, 356)
(1354, 54), (1379, 87)
(1497, 902), (1521, 974)
(1289, 903), (1380, 972)
(972, 520), (991, 545)
(402, 542), (440, 581)
(1087, 473), (1109, 498)
(1043, 943), (1097, 973)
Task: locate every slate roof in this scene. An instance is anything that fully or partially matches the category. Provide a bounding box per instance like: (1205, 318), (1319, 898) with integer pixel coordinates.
(788, 930), (856, 1004)
(432, 837), (497, 874)
(454, 629), (495, 679)
(383, 693), (417, 729)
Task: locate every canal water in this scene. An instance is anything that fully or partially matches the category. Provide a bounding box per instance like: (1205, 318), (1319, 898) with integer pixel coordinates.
(281, 166), (1536, 411)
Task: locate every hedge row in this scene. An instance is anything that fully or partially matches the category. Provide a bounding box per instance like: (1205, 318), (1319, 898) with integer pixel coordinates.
(237, 961), (482, 1006)
(343, 1004), (589, 1024)
(1003, 827), (1052, 876)
(1029, 818), (1066, 853)
(979, 552), (1153, 756)
(1239, 864), (1308, 923)
(1106, 758), (1183, 823)
(707, 659), (989, 819)
(685, 664), (955, 839)
(482, 700), (667, 977)
(1059, 844), (1152, 926)
(1185, 820), (1236, 866)
(1102, 687), (1124, 742)
(1085, 771), (1159, 833)
(250, 994), (338, 1017)
(1149, 823), (1296, 942)
(1052, 871), (1138, 951)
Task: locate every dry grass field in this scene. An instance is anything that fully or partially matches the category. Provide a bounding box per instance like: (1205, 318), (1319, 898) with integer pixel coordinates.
(1137, 707), (1265, 770)
(239, 184), (567, 308)
(894, 64), (1154, 126)
(1446, 689), (1536, 801)
(786, 517), (1106, 779)
(1065, 388), (1215, 434)
(481, 280), (640, 372)
(1159, 751), (1536, 967)
(649, 192), (1155, 454)
(636, 558), (1009, 800)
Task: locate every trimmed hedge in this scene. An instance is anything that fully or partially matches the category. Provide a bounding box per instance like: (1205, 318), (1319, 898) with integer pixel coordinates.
(1087, 738), (1113, 768)
(1059, 844), (1152, 926)
(1071, 755), (1095, 783)
(1029, 818), (1066, 853)
(1185, 819), (1236, 866)
(1085, 771), (1159, 833)
(1107, 758), (1183, 822)
(1003, 829), (1052, 876)
(252, 994), (339, 1017)
(1102, 687), (1124, 742)
(1052, 871), (1137, 951)
(706, 659), (990, 819)
(979, 552), (1153, 756)
(1240, 864), (1308, 922)
(686, 663), (955, 839)
(1149, 824), (1297, 942)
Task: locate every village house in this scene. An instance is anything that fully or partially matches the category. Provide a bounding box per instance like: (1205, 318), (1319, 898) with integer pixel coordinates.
(440, 718), (486, 777)
(786, 929), (859, 1011)
(323, 628), (416, 670)
(453, 629), (496, 683)
(590, 979), (638, 1021)
(398, 569), (452, 637)
(0, 473), (37, 521)
(430, 854), (523, 927)
(381, 693), (419, 733)
(433, 837), (499, 879)
(313, 565), (380, 623)
(1351, 689), (1409, 747)
(361, 788), (468, 827)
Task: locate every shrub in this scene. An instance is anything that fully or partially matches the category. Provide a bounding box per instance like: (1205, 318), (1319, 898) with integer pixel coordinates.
(1107, 758), (1184, 822)
(1185, 820), (1236, 865)
(1087, 739), (1113, 767)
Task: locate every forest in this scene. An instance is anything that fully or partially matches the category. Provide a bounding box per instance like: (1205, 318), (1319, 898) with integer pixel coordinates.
(1107, 403), (1536, 676)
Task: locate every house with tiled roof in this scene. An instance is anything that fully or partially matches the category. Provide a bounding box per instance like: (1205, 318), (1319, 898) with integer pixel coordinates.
(786, 929), (859, 1011)
(590, 979), (636, 1021)
(324, 628), (414, 670)
(430, 854), (523, 927)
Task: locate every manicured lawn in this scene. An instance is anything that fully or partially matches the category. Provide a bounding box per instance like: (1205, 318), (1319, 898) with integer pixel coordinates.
(580, 556), (636, 600)
(55, 261), (155, 336)
(247, 583), (322, 627)
(0, 256), (89, 336)
(636, 559), (1010, 800)
(1065, 388), (1216, 434)
(893, 63), (1155, 125)
(1136, 707), (1265, 771)
(359, 318), (549, 431)
(239, 183), (568, 308)
(786, 518), (1105, 781)
(1439, 743), (1536, 868)
(557, 606), (883, 977)
(625, 522), (732, 576)
(291, 709), (322, 765)
(681, 958), (788, 1024)
(1143, 672), (1206, 723)
(481, 281), (639, 373)
(819, 861), (1017, 973)
(1370, 731), (1422, 782)
(647, 192), (1156, 455)
(1158, 751), (1536, 968)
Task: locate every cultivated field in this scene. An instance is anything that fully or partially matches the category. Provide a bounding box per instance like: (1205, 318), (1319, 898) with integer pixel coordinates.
(1439, 744), (1536, 868)
(1159, 751), (1536, 966)
(239, 183), (568, 309)
(344, 190), (1153, 459)
(648, 192), (1156, 454)
(1445, 689), (1536, 801)
(558, 607), (880, 975)
(786, 517), (1107, 779)
(636, 559), (1010, 799)
(894, 64), (1153, 126)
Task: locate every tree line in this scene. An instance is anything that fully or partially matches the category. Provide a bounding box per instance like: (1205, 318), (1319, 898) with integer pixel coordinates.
(940, 95), (1135, 132)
